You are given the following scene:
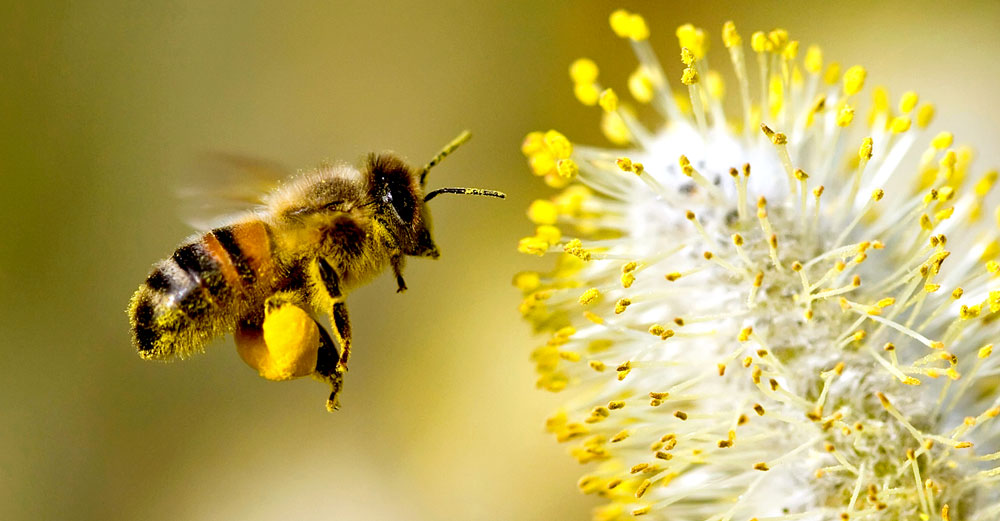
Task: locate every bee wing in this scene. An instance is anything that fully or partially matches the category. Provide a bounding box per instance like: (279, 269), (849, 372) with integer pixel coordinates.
(178, 152), (294, 230)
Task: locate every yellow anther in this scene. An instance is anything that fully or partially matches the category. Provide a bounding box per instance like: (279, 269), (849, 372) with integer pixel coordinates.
(616, 157), (633, 172)
(573, 82), (600, 106)
(768, 28), (788, 49)
(527, 199), (558, 225)
(608, 400), (625, 410)
(931, 131), (953, 150)
(872, 189), (884, 201)
(843, 65), (866, 96)
(917, 103), (935, 128)
(628, 67), (654, 103)
(979, 344), (993, 358)
(794, 169), (809, 181)
(754, 462), (770, 471)
(920, 214), (933, 230)
(559, 351), (580, 362)
(543, 130), (573, 159)
(518, 236), (549, 256)
(859, 137), (873, 160)
(611, 430), (630, 443)
(738, 326), (753, 342)
(608, 9), (631, 38)
(578, 287), (601, 305)
(676, 23), (707, 58)
(564, 238), (592, 261)
(750, 31), (768, 53)
(836, 105), (855, 127)
(706, 70), (725, 100)
(521, 131), (546, 156)
(584, 311), (603, 325)
(635, 478), (652, 498)
(614, 298), (631, 314)
(512, 271), (541, 292)
(569, 58), (599, 84)
(890, 116), (911, 134)
(535, 225), (561, 245)
(627, 13), (650, 40)
(804, 45), (823, 74)
(681, 67), (699, 85)
(722, 21), (741, 48)
(821, 64), (840, 89)
(732, 234), (744, 246)
(665, 272), (682, 281)
(555, 158), (578, 179)
(975, 170), (998, 196)
(528, 152), (555, 177)
(598, 88), (618, 113)
(782, 40), (799, 60)
(680, 47), (695, 66)
(601, 111), (631, 145)
(876, 297), (895, 308)
(934, 207), (954, 221)
(899, 91), (919, 113)
(610, 9), (649, 40)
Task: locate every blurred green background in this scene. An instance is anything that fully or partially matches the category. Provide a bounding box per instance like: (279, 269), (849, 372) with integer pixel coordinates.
(1, 1), (999, 520)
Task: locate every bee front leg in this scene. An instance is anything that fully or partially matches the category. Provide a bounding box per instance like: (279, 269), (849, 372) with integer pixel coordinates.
(316, 257), (353, 411)
(391, 252), (407, 293)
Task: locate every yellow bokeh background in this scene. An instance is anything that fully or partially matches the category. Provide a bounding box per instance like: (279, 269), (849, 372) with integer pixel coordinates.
(1, 1), (999, 520)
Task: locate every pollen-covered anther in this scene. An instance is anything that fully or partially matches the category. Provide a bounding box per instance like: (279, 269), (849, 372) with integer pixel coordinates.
(578, 287), (601, 305)
(614, 298), (632, 314)
(598, 88), (618, 113)
(616, 361), (632, 380)
(564, 238), (593, 261)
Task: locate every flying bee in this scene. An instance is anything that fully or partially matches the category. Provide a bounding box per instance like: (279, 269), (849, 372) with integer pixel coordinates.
(127, 131), (504, 411)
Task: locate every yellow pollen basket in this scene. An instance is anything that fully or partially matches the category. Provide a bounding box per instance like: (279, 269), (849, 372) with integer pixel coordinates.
(236, 303), (320, 381)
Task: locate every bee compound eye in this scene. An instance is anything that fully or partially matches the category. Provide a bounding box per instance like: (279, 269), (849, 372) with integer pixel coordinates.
(388, 184), (415, 222)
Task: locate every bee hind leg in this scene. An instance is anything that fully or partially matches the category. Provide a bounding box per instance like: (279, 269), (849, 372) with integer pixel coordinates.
(316, 258), (353, 411)
(235, 292), (320, 382)
(312, 324), (345, 411)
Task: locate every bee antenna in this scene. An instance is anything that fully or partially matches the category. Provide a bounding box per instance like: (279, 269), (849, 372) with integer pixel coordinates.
(419, 130), (473, 187)
(423, 187), (506, 202)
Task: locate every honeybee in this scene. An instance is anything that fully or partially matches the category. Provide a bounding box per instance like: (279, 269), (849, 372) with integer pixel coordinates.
(127, 131), (504, 411)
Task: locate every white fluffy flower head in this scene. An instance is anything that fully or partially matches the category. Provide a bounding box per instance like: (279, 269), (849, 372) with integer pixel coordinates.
(517, 10), (1000, 521)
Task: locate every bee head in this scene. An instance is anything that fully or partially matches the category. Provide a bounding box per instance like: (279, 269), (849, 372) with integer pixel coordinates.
(368, 131), (505, 259)
(366, 153), (438, 258)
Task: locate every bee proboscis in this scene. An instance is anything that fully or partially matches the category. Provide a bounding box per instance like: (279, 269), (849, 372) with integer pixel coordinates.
(127, 131), (504, 411)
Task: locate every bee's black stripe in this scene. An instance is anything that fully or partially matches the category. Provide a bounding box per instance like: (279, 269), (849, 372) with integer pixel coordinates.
(145, 268), (173, 292)
(211, 227), (256, 286)
(172, 242), (229, 301)
(132, 295), (158, 354)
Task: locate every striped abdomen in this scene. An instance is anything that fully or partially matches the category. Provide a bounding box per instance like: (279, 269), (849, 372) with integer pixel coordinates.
(128, 220), (276, 360)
